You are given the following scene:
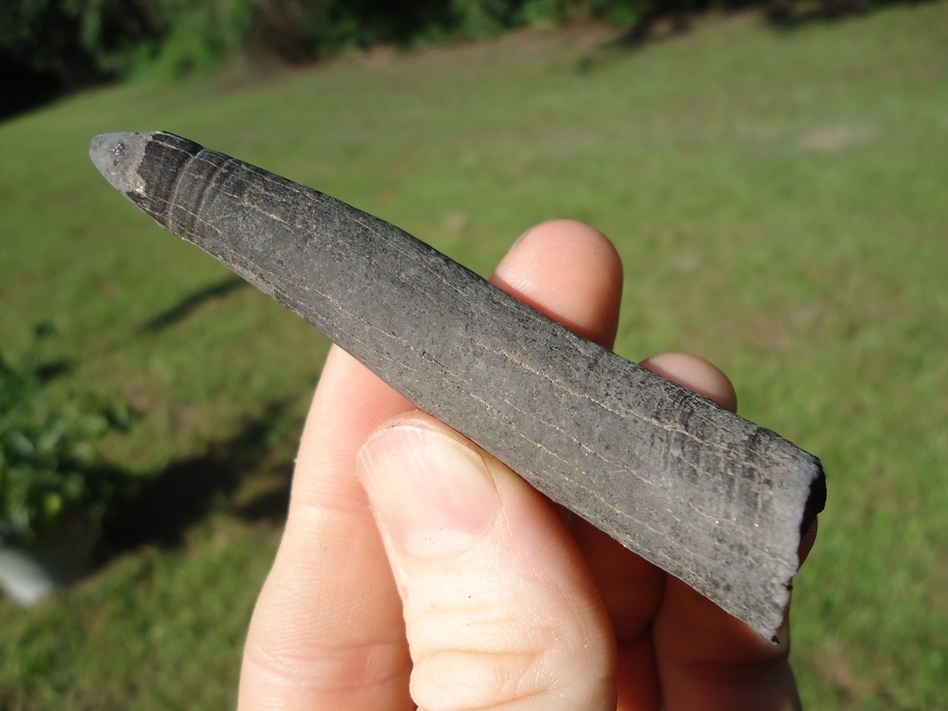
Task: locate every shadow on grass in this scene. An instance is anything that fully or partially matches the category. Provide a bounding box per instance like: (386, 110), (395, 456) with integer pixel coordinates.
(604, 0), (926, 52)
(139, 276), (248, 333)
(764, 0), (935, 28)
(101, 400), (294, 553)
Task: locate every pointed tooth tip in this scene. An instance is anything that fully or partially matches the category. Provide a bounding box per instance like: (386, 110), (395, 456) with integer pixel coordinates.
(89, 131), (153, 195)
(89, 131), (134, 169)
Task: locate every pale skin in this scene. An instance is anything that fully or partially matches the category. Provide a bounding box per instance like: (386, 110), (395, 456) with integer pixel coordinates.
(238, 219), (818, 710)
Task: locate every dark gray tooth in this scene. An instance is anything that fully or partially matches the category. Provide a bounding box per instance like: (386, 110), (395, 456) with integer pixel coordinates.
(90, 130), (826, 640)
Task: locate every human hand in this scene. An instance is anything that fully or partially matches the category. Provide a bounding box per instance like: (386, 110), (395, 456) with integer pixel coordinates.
(238, 219), (817, 710)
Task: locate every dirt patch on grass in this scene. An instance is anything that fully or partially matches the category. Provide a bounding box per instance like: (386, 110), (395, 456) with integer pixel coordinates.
(345, 22), (626, 69)
(799, 125), (875, 152)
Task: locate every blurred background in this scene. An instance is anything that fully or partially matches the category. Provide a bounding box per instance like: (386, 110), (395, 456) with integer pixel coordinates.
(1, 0), (945, 708)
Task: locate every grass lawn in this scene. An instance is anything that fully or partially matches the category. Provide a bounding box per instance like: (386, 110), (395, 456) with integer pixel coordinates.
(1, 3), (946, 708)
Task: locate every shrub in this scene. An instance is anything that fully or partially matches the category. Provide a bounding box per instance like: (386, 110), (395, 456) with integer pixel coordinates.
(0, 326), (131, 541)
(2, 0), (850, 112)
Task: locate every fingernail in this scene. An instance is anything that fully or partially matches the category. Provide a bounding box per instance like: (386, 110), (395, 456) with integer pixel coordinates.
(358, 424), (500, 557)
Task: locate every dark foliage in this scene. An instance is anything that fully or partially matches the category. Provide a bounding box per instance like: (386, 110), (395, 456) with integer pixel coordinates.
(0, 0), (916, 118)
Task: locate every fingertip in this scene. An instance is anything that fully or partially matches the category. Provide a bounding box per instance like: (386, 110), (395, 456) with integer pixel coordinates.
(492, 219), (623, 348)
(639, 352), (738, 413)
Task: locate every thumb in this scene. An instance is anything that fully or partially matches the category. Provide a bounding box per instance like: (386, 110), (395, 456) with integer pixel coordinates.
(357, 413), (616, 711)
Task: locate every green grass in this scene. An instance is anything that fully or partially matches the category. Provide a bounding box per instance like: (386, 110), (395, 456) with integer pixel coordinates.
(2, 5), (947, 708)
